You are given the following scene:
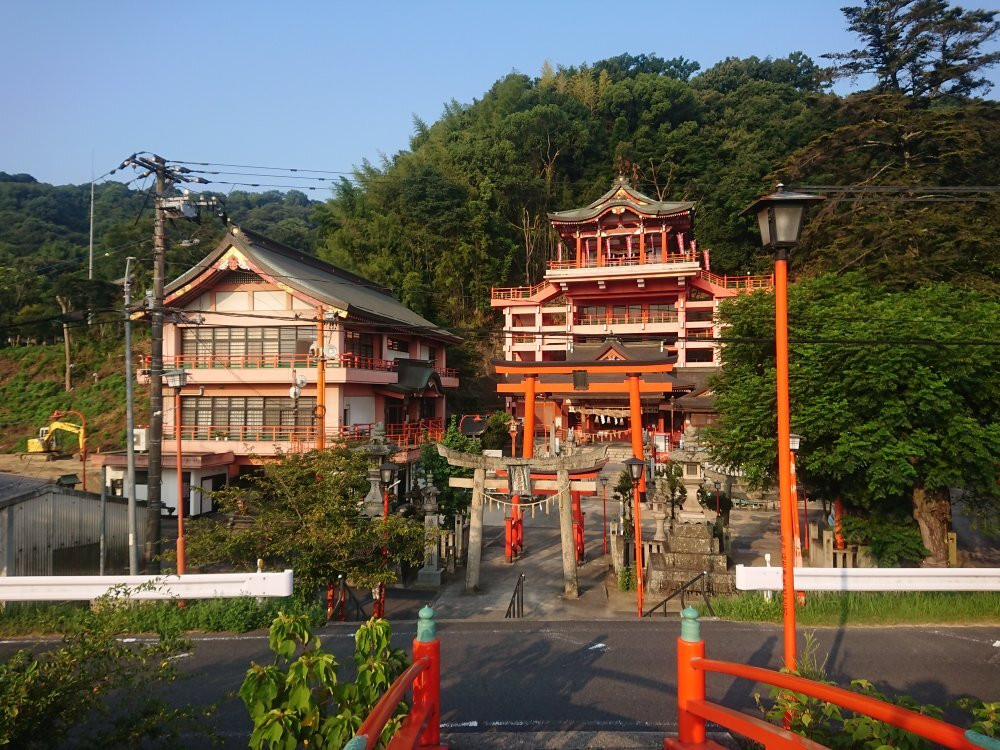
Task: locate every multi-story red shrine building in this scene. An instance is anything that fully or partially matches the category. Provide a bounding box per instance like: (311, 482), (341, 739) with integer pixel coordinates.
(491, 177), (771, 455)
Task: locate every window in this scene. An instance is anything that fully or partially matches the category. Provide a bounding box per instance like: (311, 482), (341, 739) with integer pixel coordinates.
(688, 288), (713, 301)
(387, 338), (410, 353)
(648, 304), (676, 322)
(426, 346), (437, 365)
(579, 305), (605, 323)
(686, 349), (715, 363)
(181, 396), (316, 438)
(344, 331), (376, 359)
(686, 309), (715, 323)
(181, 326), (313, 366)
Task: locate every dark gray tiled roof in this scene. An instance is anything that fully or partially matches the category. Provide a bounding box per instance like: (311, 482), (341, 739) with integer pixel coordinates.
(549, 176), (694, 223)
(166, 227), (462, 344)
(0, 471), (51, 502)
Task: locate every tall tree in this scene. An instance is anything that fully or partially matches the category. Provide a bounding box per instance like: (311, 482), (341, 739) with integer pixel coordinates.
(824, 0), (1000, 99)
(705, 274), (1000, 564)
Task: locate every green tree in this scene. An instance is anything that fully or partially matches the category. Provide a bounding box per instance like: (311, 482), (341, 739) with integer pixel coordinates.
(417, 416), (481, 523)
(824, 0), (1000, 100)
(705, 274), (1000, 564)
(185, 448), (427, 599)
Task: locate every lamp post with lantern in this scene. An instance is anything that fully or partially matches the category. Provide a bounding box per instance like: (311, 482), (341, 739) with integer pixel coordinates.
(374, 461), (399, 618)
(600, 475), (609, 555)
(505, 462), (530, 563)
(508, 420), (519, 457)
(741, 184), (823, 671)
(714, 479), (722, 517)
(623, 456), (646, 617)
(164, 369), (188, 575)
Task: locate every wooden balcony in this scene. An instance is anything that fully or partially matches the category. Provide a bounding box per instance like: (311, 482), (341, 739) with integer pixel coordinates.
(148, 353), (397, 372)
(167, 418), (445, 454)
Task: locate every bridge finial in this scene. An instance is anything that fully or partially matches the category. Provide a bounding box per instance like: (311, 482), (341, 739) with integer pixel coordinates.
(680, 606), (701, 643)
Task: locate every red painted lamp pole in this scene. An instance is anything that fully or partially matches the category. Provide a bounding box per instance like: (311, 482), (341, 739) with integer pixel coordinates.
(600, 475), (608, 555)
(742, 185), (823, 671)
(376, 462), (399, 619)
(163, 370), (189, 576)
(624, 457), (646, 618)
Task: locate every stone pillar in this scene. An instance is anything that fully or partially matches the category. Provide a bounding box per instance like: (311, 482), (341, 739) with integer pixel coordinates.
(465, 468), (486, 592)
(557, 469), (578, 598)
(417, 485), (442, 587)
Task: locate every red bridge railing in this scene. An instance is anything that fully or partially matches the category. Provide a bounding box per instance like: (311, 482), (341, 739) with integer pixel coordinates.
(667, 608), (984, 750)
(345, 606), (444, 750)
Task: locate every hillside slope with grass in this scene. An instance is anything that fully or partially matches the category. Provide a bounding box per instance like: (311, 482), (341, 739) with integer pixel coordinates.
(0, 331), (146, 454)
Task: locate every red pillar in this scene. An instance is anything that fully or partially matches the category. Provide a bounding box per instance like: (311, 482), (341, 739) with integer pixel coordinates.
(774, 255), (797, 671)
(628, 373), (645, 617)
(523, 375), (536, 459)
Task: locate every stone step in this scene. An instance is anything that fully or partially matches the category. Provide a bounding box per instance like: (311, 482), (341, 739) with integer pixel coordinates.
(658, 551), (729, 573)
(669, 520), (715, 538)
(647, 568), (735, 596)
(667, 535), (719, 555)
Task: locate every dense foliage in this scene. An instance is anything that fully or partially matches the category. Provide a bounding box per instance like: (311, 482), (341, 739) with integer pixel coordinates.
(0, 586), (209, 748)
(184, 448), (427, 599)
(241, 614), (409, 750)
(704, 274), (1000, 562)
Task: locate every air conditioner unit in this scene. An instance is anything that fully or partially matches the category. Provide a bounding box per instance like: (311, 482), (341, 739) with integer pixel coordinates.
(132, 428), (148, 452)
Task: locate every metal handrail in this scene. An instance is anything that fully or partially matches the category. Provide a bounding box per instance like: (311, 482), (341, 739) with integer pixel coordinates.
(643, 570), (715, 618)
(333, 575), (370, 621)
(505, 573), (525, 619)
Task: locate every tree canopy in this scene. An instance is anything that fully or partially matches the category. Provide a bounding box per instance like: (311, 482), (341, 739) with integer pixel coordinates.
(185, 448), (427, 598)
(705, 274), (1000, 563)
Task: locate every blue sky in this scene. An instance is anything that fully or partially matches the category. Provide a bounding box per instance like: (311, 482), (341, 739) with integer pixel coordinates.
(2, 0), (998, 190)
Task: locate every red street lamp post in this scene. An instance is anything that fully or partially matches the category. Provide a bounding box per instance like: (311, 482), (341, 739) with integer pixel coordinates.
(375, 461), (399, 619)
(600, 475), (609, 555)
(623, 457), (646, 618)
(163, 370), (189, 576)
(742, 185), (823, 671)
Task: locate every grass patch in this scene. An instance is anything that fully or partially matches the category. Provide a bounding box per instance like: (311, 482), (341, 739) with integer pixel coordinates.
(702, 590), (1000, 626)
(0, 596), (325, 637)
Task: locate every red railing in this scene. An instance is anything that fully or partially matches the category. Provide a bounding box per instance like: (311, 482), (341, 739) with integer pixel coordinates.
(547, 250), (698, 270)
(699, 270), (774, 291)
(439, 367), (459, 379)
(144, 353), (398, 372)
(172, 421), (441, 449)
(669, 608), (982, 750)
(384, 419), (444, 449)
(490, 281), (549, 300)
(347, 607), (442, 750)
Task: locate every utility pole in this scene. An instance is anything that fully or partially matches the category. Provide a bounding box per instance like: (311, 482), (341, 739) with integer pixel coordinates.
(120, 153), (212, 573)
(123, 256), (139, 574)
(146, 155), (168, 572)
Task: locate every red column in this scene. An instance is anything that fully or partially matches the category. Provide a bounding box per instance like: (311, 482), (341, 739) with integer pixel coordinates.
(576, 235), (582, 268)
(523, 375), (536, 459)
(774, 255), (797, 671)
(597, 233), (604, 267)
(676, 637), (707, 744)
(628, 373), (645, 617)
(412, 611), (442, 749)
(639, 230), (646, 265)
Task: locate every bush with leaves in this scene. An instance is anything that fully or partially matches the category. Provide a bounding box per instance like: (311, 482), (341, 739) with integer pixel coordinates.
(417, 416), (482, 524)
(0, 586), (209, 749)
(842, 513), (929, 567)
(756, 633), (996, 749)
(240, 613), (409, 749)
(186, 447), (427, 602)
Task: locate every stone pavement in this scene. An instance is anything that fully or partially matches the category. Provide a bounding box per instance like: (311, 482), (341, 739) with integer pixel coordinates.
(382, 488), (788, 623)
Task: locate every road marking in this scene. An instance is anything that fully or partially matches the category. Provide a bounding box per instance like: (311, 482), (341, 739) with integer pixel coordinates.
(588, 642), (608, 651)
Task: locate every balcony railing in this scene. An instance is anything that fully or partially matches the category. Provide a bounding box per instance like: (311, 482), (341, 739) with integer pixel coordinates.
(439, 367), (459, 378)
(172, 419), (444, 450)
(145, 353), (398, 372)
(575, 310), (679, 326)
(490, 281), (549, 301)
(699, 270), (773, 290)
(548, 250), (698, 271)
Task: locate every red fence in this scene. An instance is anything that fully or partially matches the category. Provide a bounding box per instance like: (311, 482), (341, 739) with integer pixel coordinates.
(175, 420), (441, 450)
(667, 608), (983, 750)
(345, 606), (443, 750)
(144, 353), (398, 372)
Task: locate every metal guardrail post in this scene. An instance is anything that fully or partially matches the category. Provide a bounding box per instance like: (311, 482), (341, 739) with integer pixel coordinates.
(676, 606), (706, 745)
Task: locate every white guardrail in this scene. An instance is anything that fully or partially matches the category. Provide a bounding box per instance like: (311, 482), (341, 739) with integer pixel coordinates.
(735, 565), (1000, 592)
(0, 570), (294, 601)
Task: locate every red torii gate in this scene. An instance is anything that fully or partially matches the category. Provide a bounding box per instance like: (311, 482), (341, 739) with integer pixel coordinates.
(495, 356), (677, 614)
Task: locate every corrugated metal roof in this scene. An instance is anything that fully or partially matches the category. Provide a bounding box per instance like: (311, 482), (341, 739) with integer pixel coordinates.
(0, 471), (51, 503)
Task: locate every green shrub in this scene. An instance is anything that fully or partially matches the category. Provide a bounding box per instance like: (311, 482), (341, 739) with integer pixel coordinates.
(618, 565), (636, 592)
(842, 513), (929, 566)
(240, 614), (409, 749)
(0, 587), (210, 748)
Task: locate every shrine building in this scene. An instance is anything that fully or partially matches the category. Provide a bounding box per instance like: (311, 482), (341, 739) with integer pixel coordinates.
(491, 177), (771, 455)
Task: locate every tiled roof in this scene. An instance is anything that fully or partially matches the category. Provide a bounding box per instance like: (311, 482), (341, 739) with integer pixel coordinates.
(165, 226), (462, 344)
(549, 176), (694, 223)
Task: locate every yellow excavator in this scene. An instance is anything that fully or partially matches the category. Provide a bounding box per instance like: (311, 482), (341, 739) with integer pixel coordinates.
(27, 420), (86, 458)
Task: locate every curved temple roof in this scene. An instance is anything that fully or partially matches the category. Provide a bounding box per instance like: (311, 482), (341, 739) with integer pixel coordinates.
(548, 176), (694, 224)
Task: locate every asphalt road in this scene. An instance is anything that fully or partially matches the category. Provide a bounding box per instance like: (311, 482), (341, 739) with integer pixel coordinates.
(92, 618), (998, 747)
